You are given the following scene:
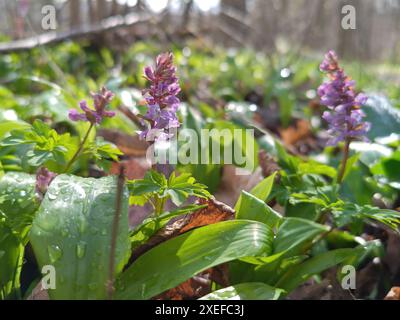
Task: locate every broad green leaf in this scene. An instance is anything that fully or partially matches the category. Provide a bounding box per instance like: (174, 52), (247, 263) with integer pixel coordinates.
(272, 217), (329, 255)
(249, 172), (277, 202)
(115, 220), (273, 300)
(29, 175), (130, 299)
(0, 220), (24, 300)
(0, 172), (39, 239)
(238, 216), (329, 284)
(199, 282), (284, 300)
(0, 121), (29, 140)
(276, 248), (364, 293)
(298, 162), (337, 179)
(235, 191), (282, 228)
(363, 95), (400, 140)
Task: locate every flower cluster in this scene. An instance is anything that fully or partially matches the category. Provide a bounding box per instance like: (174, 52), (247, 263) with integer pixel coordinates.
(318, 50), (370, 146)
(69, 87), (115, 125)
(139, 52), (181, 141)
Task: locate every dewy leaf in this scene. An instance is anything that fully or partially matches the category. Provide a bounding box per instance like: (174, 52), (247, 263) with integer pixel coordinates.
(115, 220), (273, 300)
(0, 220), (25, 300)
(29, 174), (130, 299)
(0, 172), (39, 240)
(199, 282), (284, 300)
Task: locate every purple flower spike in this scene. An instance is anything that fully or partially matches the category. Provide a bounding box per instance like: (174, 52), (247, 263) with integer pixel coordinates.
(318, 50), (370, 146)
(139, 52), (181, 142)
(68, 87), (115, 125)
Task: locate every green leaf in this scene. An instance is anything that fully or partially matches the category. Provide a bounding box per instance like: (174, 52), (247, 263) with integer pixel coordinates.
(272, 218), (329, 255)
(235, 191), (282, 228)
(1, 120), (74, 170)
(130, 204), (207, 248)
(333, 203), (400, 231)
(29, 175), (130, 299)
(0, 220), (24, 300)
(276, 248), (364, 293)
(0, 121), (29, 140)
(363, 95), (400, 140)
(128, 170), (210, 208)
(298, 162), (337, 179)
(234, 172), (277, 216)
(115, 220), (273, 300)
(0, 172), (39, 239)
(199, 282), (285, 300)
(249, 172), (277, 202)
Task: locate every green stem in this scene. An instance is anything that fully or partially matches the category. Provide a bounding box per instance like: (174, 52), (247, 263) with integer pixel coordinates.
(107, 166), (125, 300)
(336, 138), (351, 185)
(154, 195), (166, 216)
(64, 123), (94, 173)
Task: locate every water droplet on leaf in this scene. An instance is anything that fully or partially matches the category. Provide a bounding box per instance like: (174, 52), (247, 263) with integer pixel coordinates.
(48, 245), (62, 263)
(76, 241), (86, 259)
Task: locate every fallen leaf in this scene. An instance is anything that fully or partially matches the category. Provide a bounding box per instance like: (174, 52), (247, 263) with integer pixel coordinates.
(384, 287), (400, 300)
(279, 119), (311, 146)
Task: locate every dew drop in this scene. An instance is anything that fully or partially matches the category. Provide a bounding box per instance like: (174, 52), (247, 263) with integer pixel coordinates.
(48, 245), (62, 263)
(76, 241), (87, 259)
(78, 218), (88, 234)
(48, 193), (57, 200)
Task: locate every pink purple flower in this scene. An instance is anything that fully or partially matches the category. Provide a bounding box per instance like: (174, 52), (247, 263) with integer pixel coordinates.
(68, 87), (115, 125)
(139, 52), (181, 141)
(318, 50), (370, 146)
(36, 167), (56, 199)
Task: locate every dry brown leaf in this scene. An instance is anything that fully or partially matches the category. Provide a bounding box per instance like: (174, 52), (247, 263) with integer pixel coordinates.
(279, 119), (311, 146)
(130, 197), (234, 262)
(384, 287), (400, 300)
(179, 197), (234, 233)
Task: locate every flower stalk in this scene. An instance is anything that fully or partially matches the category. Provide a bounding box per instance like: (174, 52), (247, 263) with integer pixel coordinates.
(64, 123), (94, 173)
